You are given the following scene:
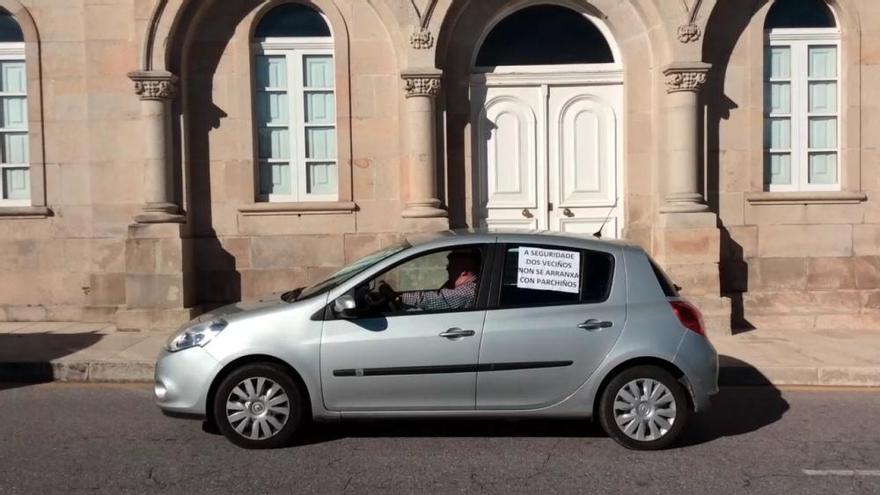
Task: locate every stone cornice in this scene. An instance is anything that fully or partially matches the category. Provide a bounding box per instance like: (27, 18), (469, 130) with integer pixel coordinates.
(401, 68), (442, 98)
(128, 70), (178, 101)
(662, 62), (711, 93)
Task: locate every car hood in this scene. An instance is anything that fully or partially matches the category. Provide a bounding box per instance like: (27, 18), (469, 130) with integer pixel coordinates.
(197, 293), (288, 320)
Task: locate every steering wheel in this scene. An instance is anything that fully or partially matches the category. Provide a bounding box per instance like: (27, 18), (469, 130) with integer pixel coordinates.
(362, 282), (402, 313)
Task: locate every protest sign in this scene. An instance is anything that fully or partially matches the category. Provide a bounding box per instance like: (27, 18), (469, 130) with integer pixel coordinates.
(516, 247), (581, 294)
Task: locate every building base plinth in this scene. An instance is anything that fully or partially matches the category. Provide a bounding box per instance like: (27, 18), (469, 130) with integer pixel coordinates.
(115, 307), (201, 333)
(121, 223), (197, 332)
(654, 211), (732, 335)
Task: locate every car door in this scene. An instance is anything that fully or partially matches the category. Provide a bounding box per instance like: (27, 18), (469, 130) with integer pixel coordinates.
(321, 244), (492, 411)
(476, 242), (626, 409)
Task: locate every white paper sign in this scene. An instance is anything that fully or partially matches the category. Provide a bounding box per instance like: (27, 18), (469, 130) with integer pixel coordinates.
(516, 247), (581, 294)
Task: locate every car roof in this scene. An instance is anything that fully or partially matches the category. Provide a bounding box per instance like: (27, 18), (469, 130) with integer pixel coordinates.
(405, 229), (637, 251)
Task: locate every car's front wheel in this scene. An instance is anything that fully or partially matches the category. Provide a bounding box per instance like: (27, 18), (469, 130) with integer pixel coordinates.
(598, 365), (689, 450)
(213, 363), (304, 449)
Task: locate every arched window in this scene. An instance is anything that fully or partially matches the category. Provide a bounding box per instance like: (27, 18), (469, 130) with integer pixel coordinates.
(253, 3), (337, 202)
(764, 0), (839, 191)
(0, 10), (27, 206)
(475, 5), (614, 67)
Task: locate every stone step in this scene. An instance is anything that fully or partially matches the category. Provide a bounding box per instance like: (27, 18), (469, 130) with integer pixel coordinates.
(739, 313), (880, 331)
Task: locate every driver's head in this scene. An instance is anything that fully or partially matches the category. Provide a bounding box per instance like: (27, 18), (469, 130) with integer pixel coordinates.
(447, 249), (480, 279)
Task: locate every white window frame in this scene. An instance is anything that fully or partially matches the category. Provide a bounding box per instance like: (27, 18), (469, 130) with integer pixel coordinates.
(766, 28), (841, 192)
(253, 36), (338, 203)
(0, 41), (28, 207)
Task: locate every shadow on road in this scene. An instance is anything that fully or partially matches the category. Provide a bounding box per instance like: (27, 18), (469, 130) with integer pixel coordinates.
(679, 355), (790, 447)
(286, 418), (606, 447)
(202, 355), (790, 449)
(0, 332), (104, 391)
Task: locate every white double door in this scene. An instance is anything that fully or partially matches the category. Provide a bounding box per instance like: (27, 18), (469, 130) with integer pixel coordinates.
(472, 77), (623, 237)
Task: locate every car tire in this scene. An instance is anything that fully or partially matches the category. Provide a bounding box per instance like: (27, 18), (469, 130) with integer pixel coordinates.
(213, 363), (304, 449)
(598, 365), (689, 450)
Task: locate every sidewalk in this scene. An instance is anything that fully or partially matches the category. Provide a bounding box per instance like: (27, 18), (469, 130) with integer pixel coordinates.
(0, 321), (878, 386)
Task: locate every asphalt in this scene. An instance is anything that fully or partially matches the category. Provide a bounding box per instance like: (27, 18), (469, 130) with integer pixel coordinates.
(0, 383), (878, 494)
(2, 320), (880, 386)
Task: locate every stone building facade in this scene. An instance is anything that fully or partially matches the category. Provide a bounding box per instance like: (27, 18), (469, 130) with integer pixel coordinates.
(0, 0), (878, 333)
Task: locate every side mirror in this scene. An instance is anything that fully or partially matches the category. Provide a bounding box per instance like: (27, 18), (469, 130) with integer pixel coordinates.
(333, 294), (358, 319)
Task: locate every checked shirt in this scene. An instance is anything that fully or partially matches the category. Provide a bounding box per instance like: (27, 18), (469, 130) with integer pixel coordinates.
(399, 280), (477, 311)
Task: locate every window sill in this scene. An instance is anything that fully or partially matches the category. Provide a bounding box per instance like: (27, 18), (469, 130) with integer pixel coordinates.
(0, 205), (52, 219)
(238, 201), (357, 216)
(746, 191), (867, 205)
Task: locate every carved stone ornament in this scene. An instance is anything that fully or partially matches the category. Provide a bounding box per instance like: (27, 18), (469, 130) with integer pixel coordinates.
(677, 0), (704, 44)
(663, 69), (708, 93)
(677, 23), (702, 43)
(403, 76), (441, 98)
(128, 71), (179, 101)
(410, 26), (434, 49)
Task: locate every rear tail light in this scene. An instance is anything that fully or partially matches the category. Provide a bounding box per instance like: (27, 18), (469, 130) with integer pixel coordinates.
(670, 300), (706, 337)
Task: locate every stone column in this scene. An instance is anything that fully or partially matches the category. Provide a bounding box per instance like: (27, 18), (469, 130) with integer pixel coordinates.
(654, 62), (730, 336)
(400, 68), (447, 219)
(128, 70), (184, 223)
(661, 62), (711, 213)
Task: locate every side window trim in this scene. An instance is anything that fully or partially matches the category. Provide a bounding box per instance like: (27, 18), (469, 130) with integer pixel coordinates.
(489, 243), (614, 310)
(325, 243), (493, 320)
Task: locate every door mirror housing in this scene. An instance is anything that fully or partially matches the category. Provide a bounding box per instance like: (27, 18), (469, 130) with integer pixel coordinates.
(333, 294), (358, 319)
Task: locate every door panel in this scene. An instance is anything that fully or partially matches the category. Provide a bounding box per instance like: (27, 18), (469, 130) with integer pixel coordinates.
(477, 304), (624, 409)
(555, 95), (615, 205)
(558, 217), (617, 238)
(321, 312), (485, 410)
(471, 73), (623, 237)
(472, 84), (546, 229)
(548, 85), (622, 234)
(476, 244), (626, 409)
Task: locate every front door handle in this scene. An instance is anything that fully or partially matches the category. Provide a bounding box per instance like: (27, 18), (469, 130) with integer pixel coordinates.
(439, 328), (476, 339)
(578, 319), (613, 331)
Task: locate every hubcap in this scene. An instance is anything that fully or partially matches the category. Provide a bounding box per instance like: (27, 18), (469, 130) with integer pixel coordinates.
(225, 377), (290, 440)
(612, 378), (677, 442)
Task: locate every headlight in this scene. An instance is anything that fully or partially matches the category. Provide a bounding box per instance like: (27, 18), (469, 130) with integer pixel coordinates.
(165, 319), (228, 352)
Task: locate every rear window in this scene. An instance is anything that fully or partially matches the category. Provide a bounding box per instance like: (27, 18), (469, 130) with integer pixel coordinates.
(649, 258), (679, 297)
(498, 245), (614, 308)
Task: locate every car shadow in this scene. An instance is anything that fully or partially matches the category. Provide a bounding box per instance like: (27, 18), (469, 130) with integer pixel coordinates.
(199, 355), (790, 448)
(261, 355), (786, 448)
(0, 331), (105, 392)
(678, 355), (790, 447)
(289, 418), (607, 446)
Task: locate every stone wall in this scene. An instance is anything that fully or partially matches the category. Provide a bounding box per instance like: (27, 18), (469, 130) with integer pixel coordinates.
(0, 0), (143, 322)
(709, 0), (880, 329)
(2, 0), (879, 333)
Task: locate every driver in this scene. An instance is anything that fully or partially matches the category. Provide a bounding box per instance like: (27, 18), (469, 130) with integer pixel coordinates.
(380, 249), (480, 312)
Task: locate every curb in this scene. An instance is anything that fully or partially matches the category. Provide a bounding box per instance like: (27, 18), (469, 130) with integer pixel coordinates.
(720, 365), (880, 387)
(2, 361), (880, 387)
(0, 361), (155, 383)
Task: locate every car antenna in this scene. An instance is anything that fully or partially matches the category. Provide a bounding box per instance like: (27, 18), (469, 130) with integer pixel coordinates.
(593, 200), (618, 239)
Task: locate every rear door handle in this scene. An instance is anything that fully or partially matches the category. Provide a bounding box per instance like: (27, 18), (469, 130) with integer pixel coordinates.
(578, 319), (613, 331)
(439, 328), (476, 339)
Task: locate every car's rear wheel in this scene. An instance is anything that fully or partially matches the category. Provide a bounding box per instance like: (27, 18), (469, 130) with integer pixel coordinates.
(213, 363), (304, 449)
(598, 365), (689, 450)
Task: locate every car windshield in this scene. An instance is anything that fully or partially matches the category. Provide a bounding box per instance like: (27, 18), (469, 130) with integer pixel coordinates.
(293, 242), (410, 301)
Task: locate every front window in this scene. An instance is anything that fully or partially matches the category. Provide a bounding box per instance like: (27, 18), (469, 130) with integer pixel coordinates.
(253, 3), (337, 202)
(764, 0), (839, 192)
(296, 243), (408, 300)
(0, 11), (27, 206)
(355, 246), (487, 316)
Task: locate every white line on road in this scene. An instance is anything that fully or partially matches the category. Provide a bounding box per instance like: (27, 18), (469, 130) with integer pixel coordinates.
(803, 469), (880, 477)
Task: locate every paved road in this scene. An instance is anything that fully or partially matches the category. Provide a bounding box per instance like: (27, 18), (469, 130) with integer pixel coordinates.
(0, 383), (878, 494)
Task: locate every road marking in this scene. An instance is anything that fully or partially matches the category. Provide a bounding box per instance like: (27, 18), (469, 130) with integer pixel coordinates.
(803, 469), (880, 477)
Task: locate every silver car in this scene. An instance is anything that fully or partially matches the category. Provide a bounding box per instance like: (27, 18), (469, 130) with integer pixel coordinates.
(155, 232), (718, 450)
